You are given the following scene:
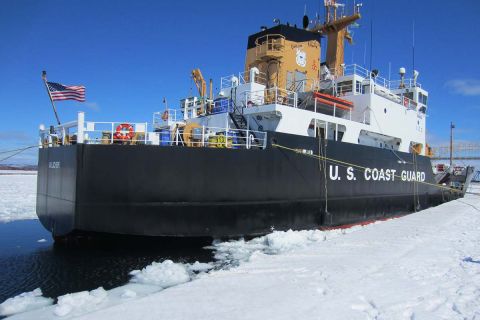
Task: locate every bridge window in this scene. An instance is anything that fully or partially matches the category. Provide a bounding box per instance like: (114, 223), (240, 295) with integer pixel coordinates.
(355, 81), (363, 94)
(418, 92), (428, 105)
(337, 81), (353, 95)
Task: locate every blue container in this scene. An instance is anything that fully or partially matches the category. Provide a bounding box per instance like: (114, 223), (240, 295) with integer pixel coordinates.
(230, 131), (240, 149)
(159, 129), (170, 146)
(223, 131), (240, 149)
(212, 98), (233, 114)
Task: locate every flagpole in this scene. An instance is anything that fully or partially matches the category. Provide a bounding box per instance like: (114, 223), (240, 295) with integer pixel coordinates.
(42, 70), (61, 125)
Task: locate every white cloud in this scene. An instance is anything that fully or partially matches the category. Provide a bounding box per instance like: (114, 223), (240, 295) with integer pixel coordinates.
(445, 79), (480, 96)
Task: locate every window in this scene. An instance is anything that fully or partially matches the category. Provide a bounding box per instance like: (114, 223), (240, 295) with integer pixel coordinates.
(337, 81), (353, 95)
(405, 91), (414, 100)
(418, 92), (428, 105)
(356, 81), (363, 94)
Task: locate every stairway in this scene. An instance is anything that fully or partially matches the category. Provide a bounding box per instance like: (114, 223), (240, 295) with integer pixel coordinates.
(228, 103), (260, 147)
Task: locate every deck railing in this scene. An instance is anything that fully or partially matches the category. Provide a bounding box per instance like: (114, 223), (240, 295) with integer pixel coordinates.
(221, 70), (267, 89)
(335, 64), (422, 89)
(39, 112), (267, 150)
(153, 109), (181, 128)
(245, 87), (297, 108)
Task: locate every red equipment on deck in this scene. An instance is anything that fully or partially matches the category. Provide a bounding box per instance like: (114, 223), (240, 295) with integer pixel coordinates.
(313, 92), (354, 110)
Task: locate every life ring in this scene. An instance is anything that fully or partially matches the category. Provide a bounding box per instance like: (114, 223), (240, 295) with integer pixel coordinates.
(161, 110), (169, 121)
(114, 123), (135, 141)
(403, 97), (409, 108)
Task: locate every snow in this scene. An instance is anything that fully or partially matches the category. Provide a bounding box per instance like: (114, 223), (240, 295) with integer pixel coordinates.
(6, 184), (480, 319)
(0, 173), (37, 222)
(129, 260), (213, 288)
(129, 260), (191, 288)
(0, 289), (52, 317)
(54, 287), (108, 317)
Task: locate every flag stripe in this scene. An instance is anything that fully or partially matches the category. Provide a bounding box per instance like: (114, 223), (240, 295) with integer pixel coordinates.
(46, 81), (85, 102)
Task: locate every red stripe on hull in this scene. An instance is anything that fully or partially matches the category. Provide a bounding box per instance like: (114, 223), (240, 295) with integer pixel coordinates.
(319, 214), (407, 231)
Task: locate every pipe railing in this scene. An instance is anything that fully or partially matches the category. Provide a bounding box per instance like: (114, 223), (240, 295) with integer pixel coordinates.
(39, 112), (268, 150)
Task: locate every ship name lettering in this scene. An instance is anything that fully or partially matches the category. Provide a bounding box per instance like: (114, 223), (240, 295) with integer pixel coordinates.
(364, 168), (396, 181)
(48, 161), (61, 169)
(346, 167), (356, 181)
(401, 170), (425, 182)
(329, 165), (340, 181)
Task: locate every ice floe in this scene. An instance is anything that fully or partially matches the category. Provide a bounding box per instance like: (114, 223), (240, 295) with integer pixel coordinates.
(0, 174), (37, 223)
(0, 289), (52, 317)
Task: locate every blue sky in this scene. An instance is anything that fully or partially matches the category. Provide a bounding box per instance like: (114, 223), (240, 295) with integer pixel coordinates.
(1, 0), (479, 164)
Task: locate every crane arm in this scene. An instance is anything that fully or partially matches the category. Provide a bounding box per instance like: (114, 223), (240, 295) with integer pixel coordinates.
(192, 69), (207, 98)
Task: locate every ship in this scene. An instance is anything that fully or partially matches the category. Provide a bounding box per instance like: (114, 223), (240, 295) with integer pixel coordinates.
(36, 1), (473, 239)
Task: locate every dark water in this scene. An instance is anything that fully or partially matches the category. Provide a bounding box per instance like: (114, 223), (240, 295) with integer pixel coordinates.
(0, 220), (214, 304)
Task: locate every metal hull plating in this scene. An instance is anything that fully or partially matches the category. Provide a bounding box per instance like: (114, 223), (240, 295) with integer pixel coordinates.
(36, 132), (452, 238)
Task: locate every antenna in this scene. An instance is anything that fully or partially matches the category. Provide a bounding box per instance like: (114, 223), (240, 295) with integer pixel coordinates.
(412, 20), (415, 76)
(388, 62), (391, 81)
(369, 18), (373, 71)
(363, 41), (367, 66)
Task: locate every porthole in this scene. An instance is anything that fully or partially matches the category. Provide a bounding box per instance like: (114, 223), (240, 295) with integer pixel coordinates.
(384, 108), (387, 114)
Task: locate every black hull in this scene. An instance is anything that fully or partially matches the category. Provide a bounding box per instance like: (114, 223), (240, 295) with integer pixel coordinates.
(36, 132), (457, 238)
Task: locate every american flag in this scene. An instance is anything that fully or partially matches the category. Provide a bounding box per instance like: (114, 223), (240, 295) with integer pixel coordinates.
(46, 81), (85, 102)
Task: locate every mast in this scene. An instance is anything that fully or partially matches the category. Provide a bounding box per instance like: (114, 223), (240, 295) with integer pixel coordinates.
(310, 0), (361, 76)
(450, 122), (455, 169)
(42, 71), (61, 125)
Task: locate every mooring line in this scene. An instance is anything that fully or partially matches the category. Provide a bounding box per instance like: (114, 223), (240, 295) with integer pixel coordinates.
(0, 146), (37, 163)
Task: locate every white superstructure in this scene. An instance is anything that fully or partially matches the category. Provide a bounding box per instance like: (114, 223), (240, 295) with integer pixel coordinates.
(154, 63), (429, 155)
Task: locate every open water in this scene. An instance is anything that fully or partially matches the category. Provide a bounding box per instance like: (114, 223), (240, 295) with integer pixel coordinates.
(0, 220), (213, 305)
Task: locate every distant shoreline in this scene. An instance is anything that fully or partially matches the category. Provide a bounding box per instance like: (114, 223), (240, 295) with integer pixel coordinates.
(0, 169), (37, 175)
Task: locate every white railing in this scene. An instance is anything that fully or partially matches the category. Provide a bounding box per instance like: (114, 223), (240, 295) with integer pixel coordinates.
(388, 79), (421, 89)
(39, 112), (267, 150)
(82, 121), (149, 145)
(221, 70), (267, 89)
(339, 64), (422, 89)
(39, 116), (81, 147)
(168, 126), (267, 150)
(153, 109), (181, 128)
(245, 87), (297, 108)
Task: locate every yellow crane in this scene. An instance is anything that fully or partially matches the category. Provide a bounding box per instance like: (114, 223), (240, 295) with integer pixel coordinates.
(192, 69), (207, 98)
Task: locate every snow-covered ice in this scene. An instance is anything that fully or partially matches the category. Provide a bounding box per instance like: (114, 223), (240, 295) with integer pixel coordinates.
(0, 172), (37, 222)
(54, 287), (108, 317)
(0, 289), (52, 317)
(5, 184), (480, 319)
(129, 260), (192, 288)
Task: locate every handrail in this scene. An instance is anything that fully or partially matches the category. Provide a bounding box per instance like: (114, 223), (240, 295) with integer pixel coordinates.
(255, 34), (285, 58)
(245, 87), (297, 108)
(221, 70), (267, 89)
(332, 64), (422, 89)
(39, 115), (268, 150)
